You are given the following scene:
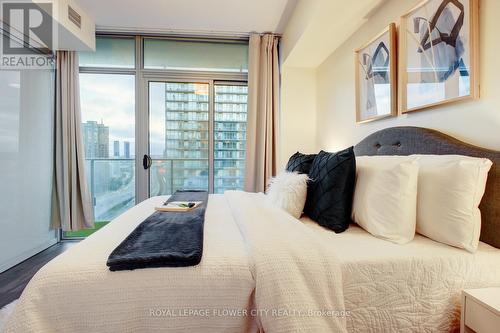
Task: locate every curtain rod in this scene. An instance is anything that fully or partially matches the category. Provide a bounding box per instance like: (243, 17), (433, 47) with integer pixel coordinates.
(96, 26), (282, 40)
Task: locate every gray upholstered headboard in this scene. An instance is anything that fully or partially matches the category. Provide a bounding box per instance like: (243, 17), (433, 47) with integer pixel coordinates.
(354, 126), (500, 249)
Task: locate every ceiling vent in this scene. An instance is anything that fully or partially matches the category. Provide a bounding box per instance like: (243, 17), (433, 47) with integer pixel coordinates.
(68, 5), (81, 29)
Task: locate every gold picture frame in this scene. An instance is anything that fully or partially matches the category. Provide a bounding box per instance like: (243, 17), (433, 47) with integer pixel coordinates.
(399, 0), (479, 113)
(355, 23), (397, 124)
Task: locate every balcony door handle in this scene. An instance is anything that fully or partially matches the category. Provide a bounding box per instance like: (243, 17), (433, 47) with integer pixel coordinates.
(142, 154), (152, 170)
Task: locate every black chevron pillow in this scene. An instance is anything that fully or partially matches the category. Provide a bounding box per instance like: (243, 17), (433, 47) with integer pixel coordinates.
(286, 152), (317, 174)
(304, 147), (356, 233)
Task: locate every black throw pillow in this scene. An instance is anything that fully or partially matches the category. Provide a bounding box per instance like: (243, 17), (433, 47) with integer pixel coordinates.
(286, 152), (317, 174)
(304, 147), (356, 233)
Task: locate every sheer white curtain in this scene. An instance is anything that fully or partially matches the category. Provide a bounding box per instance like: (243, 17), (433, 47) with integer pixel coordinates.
(52, 51), (94, 231)
(244, 33), (280, 193)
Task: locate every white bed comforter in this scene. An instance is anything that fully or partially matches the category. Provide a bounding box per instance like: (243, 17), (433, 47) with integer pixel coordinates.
(302, 218), (500, 332)
(7, 191), (500, 333)
(225, 191), (346, 332)
(4, 192), (347, 333)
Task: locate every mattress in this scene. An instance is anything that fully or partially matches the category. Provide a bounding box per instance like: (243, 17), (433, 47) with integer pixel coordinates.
(301, 217), (500, 332)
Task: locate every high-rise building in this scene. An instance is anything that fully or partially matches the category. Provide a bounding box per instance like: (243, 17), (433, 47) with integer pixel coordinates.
(213, 84), (247, 193)
(82, 121), (110, 195)
(164, 83), (209, 193)
(124, 141), (130, 159)
(82, 120), (109, 158)
(113, 141), (120, 157)
(163, 83), (247, 194)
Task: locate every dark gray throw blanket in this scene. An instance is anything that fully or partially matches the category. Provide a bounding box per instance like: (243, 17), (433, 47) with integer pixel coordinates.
(107, 190), (208, 271)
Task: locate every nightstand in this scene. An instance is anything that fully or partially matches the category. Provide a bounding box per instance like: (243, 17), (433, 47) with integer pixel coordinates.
(461, 288), (500, 333)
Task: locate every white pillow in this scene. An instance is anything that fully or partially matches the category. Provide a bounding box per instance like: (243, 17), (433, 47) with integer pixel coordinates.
(413, 155), (492, 252)
(266, 171), (309, 218)
(352, 156), (419, 244)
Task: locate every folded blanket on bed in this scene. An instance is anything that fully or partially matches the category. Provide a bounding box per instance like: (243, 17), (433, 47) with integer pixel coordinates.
(107, 190), (208, 271)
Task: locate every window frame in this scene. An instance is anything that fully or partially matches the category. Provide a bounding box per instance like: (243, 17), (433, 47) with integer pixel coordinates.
(79, 33), (248, 206)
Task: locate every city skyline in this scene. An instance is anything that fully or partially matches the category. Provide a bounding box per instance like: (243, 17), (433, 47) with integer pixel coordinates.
(83, 120), (131, 159)
(111, 139), (131, 159)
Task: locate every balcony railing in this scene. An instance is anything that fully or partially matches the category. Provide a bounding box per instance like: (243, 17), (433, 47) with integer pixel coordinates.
(84, 157), (244, 222)
(85, 158), (136, 222)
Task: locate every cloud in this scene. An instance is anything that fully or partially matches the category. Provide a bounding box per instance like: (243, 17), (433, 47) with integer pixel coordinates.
(80, 74), (135, 140)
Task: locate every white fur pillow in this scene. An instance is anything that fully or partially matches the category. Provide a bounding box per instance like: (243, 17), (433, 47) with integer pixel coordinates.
(266, 171), (309, 218)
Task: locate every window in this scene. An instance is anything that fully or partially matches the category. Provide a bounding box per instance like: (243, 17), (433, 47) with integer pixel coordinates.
(70, 36), (248, 238)
(0, 68), (57, 260)
(65, 73), (136, 238)
(80, 73), (136, 217)
(67, 38), (136, 238)
(79, 37), (135, 69)
(214, 84), (248, 193)
(143, 39), (248, 72)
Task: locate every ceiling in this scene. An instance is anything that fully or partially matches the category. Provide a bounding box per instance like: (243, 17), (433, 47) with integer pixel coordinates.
(76, 0), (295, 35)
(282, 0), (387, 68)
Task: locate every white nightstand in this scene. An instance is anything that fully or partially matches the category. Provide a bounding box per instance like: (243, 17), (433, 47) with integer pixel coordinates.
(461, 288), (500, 333)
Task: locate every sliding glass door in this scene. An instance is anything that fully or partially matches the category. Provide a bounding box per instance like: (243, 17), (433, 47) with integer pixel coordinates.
(144, 80), (248, 197)
(148, 81), (210, 196)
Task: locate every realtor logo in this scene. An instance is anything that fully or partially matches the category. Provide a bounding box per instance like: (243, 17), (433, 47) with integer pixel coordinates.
(1, 1), (55, 69)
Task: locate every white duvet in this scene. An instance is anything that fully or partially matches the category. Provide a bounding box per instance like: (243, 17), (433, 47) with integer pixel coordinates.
(302, 217), (500, 332)
(5, 194), (256, 333)
(5, 192), (500, 333)
(4, 192), (347, 333)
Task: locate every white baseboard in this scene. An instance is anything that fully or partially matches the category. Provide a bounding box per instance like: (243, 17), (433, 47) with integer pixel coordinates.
(0, 238), (58, 273)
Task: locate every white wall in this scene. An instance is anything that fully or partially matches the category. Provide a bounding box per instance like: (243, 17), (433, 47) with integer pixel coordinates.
(279, 0), (322, 168)
(279, 0), (386, 168)
(281, 0), (383, 68)
(0, 69), (58, 273)
(279, 66), (317, 167)
(280, 0), (321, 66)
(316, 0), (500, 152)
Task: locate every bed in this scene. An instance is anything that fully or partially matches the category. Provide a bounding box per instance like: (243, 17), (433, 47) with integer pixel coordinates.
(4, 127), (500, 333)
(303, 218), (500, 331)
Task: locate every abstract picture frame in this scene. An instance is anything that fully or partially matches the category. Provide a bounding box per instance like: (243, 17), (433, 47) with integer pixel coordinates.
(399, 0), (479, 113)
(355, 23), (397, 124)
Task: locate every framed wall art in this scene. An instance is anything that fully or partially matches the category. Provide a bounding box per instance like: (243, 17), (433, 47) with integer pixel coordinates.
(399, 0), (479, 113)
(355, 23), (397, 123)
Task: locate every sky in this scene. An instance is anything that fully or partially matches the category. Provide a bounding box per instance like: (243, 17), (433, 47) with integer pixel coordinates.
(79, 74), (172, 158)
